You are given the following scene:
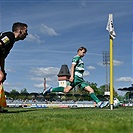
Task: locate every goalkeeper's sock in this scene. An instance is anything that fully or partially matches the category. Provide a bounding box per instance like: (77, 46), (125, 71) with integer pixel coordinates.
(90, 93), (100, 103)
(51, 87), (64, 92)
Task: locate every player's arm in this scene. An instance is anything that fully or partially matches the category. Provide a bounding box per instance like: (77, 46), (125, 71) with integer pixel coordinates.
(69, 64), (76, 82)
(0, 35), (5, 47)
(0, 58), (5, 72)
(0, 33), (11, 47)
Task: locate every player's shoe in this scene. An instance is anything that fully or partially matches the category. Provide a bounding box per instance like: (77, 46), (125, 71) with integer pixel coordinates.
(97, 101), (109, 108)
(43, 87), (52, 94)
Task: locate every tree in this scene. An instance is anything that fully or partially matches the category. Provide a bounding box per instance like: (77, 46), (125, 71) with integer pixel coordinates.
(10, 89), (20, 99)
(20, 88), (29, 100)
(88, 82), (99, 95)
(99, 84), (118, 97)
(124, 92), (130, 101)
(20, 88), (28, 94)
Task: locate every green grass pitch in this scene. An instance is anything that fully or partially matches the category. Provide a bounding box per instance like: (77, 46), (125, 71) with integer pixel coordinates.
(0, 107), (132, 133)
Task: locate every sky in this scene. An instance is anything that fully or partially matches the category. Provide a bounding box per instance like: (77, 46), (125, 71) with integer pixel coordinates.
(0, 0), (132, 96)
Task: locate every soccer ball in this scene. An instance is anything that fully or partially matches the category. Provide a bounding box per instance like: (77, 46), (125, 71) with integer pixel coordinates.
(113, 98), (120, 107)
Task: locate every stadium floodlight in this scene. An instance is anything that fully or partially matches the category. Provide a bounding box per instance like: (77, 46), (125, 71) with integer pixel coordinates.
(103, 51), (110, 96)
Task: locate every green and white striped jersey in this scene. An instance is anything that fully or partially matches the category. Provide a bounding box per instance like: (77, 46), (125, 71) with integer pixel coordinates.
(72, 55), (84, 78)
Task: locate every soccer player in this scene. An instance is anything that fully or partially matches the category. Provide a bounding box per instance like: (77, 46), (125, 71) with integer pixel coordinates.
(43, 46), (109, 108)
(0, 22), (28, 112)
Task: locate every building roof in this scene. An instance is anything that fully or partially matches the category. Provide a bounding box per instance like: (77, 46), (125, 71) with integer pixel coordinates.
(57, 64), (71, 77)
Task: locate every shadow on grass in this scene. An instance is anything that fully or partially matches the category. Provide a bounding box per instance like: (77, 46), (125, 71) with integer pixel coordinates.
(5, 108), (38, 113)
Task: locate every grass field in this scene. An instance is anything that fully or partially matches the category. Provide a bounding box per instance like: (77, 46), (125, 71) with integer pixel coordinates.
(0, 107), (132, 133)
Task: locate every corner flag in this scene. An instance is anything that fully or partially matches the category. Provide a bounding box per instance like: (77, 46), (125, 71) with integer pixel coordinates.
(106, 14), (116, 39)
(106, 14), (116, 110)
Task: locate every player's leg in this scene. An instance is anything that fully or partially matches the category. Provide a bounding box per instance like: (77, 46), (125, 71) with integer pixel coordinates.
(84, 85), (100, 103)
(43, 86), (64, 94)
(43, 85), (72, 94)
(43, 77), (75, 94)
(64, 86), (72, 93)
(82, 83), (109, 108)
(75, 77), (100, 103)
(50, 86), (72, 93)
(0, 70), (4, 82)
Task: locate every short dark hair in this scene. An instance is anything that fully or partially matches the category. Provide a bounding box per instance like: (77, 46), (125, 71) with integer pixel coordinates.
(12, 22), (28, 32)
(77, 46), (87, 53)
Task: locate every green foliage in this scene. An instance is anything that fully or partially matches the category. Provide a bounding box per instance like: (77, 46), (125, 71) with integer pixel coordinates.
(99, 84), (119, 97)
(98, 84), (106, 95)
(10, 89), (20, 99)
(116, 95), (124, 101)
(20, 88), (29, 94)
(0, 107), (132, 133)
(88, 82), (99, 94)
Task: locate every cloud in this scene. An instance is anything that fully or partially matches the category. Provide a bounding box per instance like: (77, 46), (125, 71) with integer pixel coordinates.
(31, 77), (44, 82)
(83, 70), (90, 76)
(40, 24), (59, 36)
(97, 62), (103, 66)
(87, 66), (95, 70)
(30, 67), (60, 88)
(116, 77), (133, 82)
(113, 60), (123, 66)
(26, 34), (43, 43)
(80, 2), (87, 7)
(30, 67), (60, 77)
(3, 82), (23, 92)
(34, 83), (50, 88)
(30, 67), (90, 88)
(98, 59), (123, 66)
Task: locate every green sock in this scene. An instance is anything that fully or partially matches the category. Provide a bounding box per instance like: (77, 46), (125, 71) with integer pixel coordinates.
(90, 93), (100, 103)
(51, 87), (64, 92)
